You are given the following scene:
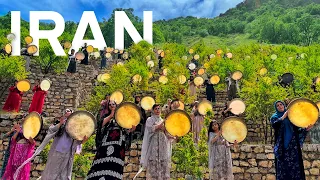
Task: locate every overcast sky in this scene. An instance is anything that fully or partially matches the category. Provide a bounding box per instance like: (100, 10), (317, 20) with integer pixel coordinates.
(0, 0), (244, 22)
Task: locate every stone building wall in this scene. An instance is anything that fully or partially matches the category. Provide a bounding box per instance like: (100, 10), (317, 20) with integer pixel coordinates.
(0, 63), (98, 118)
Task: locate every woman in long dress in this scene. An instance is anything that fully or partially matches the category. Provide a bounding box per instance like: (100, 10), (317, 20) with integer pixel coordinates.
(208, 120), (236, 180)
(140, 104), (174, 180)
(191, 101), (204, 144)
(188, 76), (197, 98)
(270, 100), (313, 180)
(28, 79), (47, 114)
(2, 81), (23, 112)
(87, 100), (135, 180)
(3, 123), (35, 180)
(67, 49), (76, 74)
(40, 109), (88, 180)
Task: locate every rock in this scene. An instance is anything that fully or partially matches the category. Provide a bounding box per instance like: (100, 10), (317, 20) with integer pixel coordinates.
(248, 159), (257, 166)
(304, 160), (311, 168)
(240, 161), (250, 167)
(259, 161), (269, 168)
(266, 174), (276, 180)
(232, 153), (239, 159)
(312, 160), (320, 168)
(233, 160), (239, 166)
(246, 167), (259, 173)
(130, 150), (138, 157)
(254, 146), (264, 153)
(0, 120), (12, 127)
(232, 167), (244, 173)
(252, 174), (262, 180)
(310, 168), (319, 175)
(256, 153), (266, 159)
(36, 164), (46, 171)
(267, 153), (274, 160)
(240, 153), (246, 159)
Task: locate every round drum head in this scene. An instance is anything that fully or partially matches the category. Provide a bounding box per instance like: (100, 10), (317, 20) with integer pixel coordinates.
(157, 50), (162, 55)
(27, 45), (38, 55)
(123, 52), (129, 59)
(17, 80), (31, 92)
(271, 54), (277, 60)
(94, 52), (100, 58)
(101, 73), (110, 83)
(147, 61), (154, 68)
(110, 91), (124, 105)
(146, 55), (151, 61)
(40, 78), (51, 91)
(287, 98), (319, 128)
(141, 96), (155, 111)
(105, 52), (112, 58)
(23, 112), (42, 139)
(198, 68), (205, 75)
(160, 51), (165, 58)
(7, 33), (16, 41)
(178, 75), (187, 84)
(165, 110), (191, 137)
(75, 52), (85, 60)
(115, 102), (141, 129)
(209, 54), (215, 59)
(64, 41), (72, 49)
(86, 45), (94, 53)
(232, 71), (243, 80)
(25, 36), (33, 44)
(210, 75), (220, 85)
(163, 68), (168, 76)
(132, 74), (142, 83)
(66, 111), (96, 141)
(119, 50), (124, 54)
(229, 99), (246, 115)
(188, 63), (196, 70)
(114, 49), (119, 53)
(5, 44), (12, 54)
(259, 68), (268, 76)
(182, 56), (188, 60)
(198, 100), (213, 115)
(281, 73), (294, 84)
(217, 49), (223, 55)
(226, 53), (233, 58)
(194, 76), (204, 86)
(106, 47), (112, 53)
(221, 117), (247, 143)
(188, 49), (194, 54)
(159, 76), (168, 84)
(148, 72), (153, 79)
(194, 54), (200, 60)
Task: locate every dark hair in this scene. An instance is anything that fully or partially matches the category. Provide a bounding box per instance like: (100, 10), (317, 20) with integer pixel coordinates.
(105, 94), (110, 98)
(208, 121), (219, 139)
(152, 104), (160, 110)
(134, 96), (141, 104)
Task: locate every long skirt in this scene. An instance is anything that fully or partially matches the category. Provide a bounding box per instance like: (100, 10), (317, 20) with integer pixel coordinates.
(208, 145), (234, 180)
(2, 92), (22, 112)
(227, 84), (237, 101)
(275, 134), (305, 180)
(87, 128), (126, 180)
(67, 61), (76, 73)
(192, 115), (204, 144)
(101, 58), (106, 69)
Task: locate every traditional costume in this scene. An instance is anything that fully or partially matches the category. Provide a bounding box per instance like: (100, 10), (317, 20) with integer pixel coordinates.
(3, 129), (35, 180)
(0, 131), (14, 178)
(208, 131), (234, 180)
(67, 53), (76, 73)
(140, 115), (172, 180)
(28, 85), (47, 114)
(191, 107), (204, 144)
(2, 86), (23, 112)
(270, 100), (307, 180)
(205, 81), (216, 102)
(87, 119), (129, 180)
(225, 77), (238, 101)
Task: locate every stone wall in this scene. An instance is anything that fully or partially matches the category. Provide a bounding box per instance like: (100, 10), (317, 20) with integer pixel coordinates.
(0, 63), (98, 118)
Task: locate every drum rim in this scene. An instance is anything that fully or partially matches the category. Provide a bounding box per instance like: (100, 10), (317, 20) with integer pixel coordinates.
(164, 109), (191, 137)
(210, 74), (220, 84)
(198, 68), (205, 75)
(115, 102), (142, 129)
(178, 75), (187, 84)
(141, 96), (155, 110)
(287, 98), (319, 127)
(25, 35), (33, 44)
(40, 78), (51, 90)
(17, 79), (31, 92)
(188, 63), (196, 70)
(221, 116), (247, 143)
(228, 98), (246, 115)
(22, 111), (43, 139)
(231, 70), (243, 80)
(27, 45), (38, 54)
(75, 52), (85, 59)
(197, 99), (213, 115)
(5, 44), (12, 53)
(66, 110), (96, 140)
(194, 76), (204, 86)
(282, 73), (294, 80)
(110, 90), (124, 104)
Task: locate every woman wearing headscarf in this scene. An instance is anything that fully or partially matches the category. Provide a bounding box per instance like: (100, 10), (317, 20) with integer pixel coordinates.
(2, 80), (23, 112)
(191, 101), (204, 144)
(140, 104), (175, 180)
(87, 100), (136, 180)
(270, 100), (313, 180)
(3, 122), (35, 180)
(208, 120), (236, 180)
